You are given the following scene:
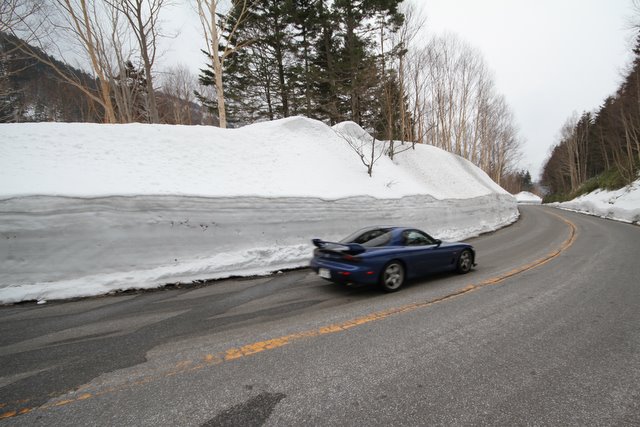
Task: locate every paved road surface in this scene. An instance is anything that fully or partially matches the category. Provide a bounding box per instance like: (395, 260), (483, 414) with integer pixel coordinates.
(1, 206), (639, 425)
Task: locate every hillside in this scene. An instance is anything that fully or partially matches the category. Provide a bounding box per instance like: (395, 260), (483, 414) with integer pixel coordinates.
(0, 117), (517, 303)
(541, 36), (640, 198)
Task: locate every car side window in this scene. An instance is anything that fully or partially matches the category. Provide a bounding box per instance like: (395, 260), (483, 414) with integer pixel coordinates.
(345, 228), (393, 247)
(403, 230), (436, 246)
(354, 229), (383, 244)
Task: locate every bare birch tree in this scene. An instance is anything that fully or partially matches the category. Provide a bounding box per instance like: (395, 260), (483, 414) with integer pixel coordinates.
(9, 0), (124, 122)
(161, 63), (197, 124)
(106, 0), (169, 123)
(559, 112), (591, 191)
(379, 1), (425, 159)
(394, 3), (418, 144)
(616, 104), (639, 183)
(405, 46), (431, 146)
(405, 33), (522, 183)
(194, 0), (252, 128)
(1, 0), (43, 35)
(108, 31), (140, 123)
(7, 0), (168, 123)
(56, 1), (120, 122)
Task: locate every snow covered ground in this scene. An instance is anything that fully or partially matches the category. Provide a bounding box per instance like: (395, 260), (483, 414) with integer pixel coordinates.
(551, 178), (640, 224)
(0, 117), (517, 304)
(514, 191), (542, 204)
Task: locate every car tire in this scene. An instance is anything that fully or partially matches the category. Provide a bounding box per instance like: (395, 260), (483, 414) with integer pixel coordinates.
(380, 261), (405, 292)
(457, 249), (473, 274)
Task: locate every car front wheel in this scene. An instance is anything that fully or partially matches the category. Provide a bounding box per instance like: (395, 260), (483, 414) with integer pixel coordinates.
(457, 249), (473, 274)
(380, 261), (405, 292)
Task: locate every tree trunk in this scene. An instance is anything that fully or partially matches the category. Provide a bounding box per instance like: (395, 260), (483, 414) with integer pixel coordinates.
(213, 55), (226, 128)
(77, 0), (116, 123)
(135, 8), (159, 123)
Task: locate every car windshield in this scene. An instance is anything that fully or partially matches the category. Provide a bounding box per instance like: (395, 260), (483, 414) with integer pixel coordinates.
(340, 228), (393, 247)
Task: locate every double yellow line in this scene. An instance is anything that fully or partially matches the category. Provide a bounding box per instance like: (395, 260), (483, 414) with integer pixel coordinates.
(0, 210), (577, 420)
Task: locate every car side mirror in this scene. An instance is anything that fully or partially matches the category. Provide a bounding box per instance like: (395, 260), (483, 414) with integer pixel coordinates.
(434, 239), (442, 247)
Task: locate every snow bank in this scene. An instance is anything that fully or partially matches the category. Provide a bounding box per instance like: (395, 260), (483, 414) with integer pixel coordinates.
(551, 178), (640, 224)
(0, 117), (517, 303)
(1, 117), (512, 200)
(514, 191), (542, 204)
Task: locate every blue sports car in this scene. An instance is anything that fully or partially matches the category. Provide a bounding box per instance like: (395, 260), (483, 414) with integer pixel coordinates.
(309, 226), (475, 292)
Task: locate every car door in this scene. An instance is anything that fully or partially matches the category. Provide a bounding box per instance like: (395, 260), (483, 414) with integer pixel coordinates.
(401, 230), (445, 276)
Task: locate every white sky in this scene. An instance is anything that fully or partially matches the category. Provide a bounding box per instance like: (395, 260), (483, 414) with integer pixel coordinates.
(160, 0), (636, 180)
(418, 0), (635, 179)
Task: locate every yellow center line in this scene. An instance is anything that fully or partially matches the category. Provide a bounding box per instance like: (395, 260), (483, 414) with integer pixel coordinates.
(0, 210), (577, 420)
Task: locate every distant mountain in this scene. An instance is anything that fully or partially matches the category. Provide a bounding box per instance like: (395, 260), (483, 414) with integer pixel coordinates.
(0, 32), (209, 125)
(0, 32), (101, 123)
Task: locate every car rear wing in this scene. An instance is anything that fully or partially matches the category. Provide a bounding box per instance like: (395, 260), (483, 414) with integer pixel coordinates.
(311, 239), (366, 254)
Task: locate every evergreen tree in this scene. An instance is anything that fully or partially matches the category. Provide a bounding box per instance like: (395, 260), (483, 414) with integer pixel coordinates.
(522, 170), (533, 191)
(112, 60), (148, 122)
(194, 0), (407, 132)
(309, 0), (342, 124)
(196, 0), (299, 125)
(332, 0), (404, 130)
(289, 0), (321, 118)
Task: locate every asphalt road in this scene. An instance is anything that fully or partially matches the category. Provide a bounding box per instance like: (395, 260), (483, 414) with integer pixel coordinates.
(1, 205), (639, 426)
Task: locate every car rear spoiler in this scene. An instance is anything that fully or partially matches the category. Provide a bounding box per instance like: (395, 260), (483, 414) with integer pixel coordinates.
(311, 239), (366, 254)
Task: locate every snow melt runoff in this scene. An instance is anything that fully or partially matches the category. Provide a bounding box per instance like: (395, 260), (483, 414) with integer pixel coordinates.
(0, 117), (517, 303)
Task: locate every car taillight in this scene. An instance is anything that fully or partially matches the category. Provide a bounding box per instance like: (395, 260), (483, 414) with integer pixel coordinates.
(342, 254), (361, 262)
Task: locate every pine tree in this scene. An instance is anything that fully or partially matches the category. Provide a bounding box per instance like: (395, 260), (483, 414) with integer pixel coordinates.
(309, 1), (342, 124)
(194, 0), (407, 131)
(289, 0), (321, 118)
(196, 0), (298, 125)
(112, 60), (148, 122)
(332, 0), (404, 130)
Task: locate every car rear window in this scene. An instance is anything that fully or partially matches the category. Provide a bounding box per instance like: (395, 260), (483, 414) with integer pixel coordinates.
(341, 228), (393, 247)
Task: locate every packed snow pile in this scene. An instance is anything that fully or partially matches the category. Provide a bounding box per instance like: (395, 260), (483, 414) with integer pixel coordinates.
(2, 117), (510, 200)
(514, 191), (543, 204)
(333, 122), (510, 200)
(551, 178), (640, 224)
(0, 117), (517, 303)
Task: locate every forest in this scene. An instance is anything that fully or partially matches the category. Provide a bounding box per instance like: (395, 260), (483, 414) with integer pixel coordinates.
(541, 36), (640, 201)
(2, 0), (526, 191)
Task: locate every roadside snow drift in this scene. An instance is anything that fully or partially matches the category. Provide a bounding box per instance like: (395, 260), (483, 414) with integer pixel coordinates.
(514, 191), (542, 204)
(551, 178), (640, 224)
(0, 117), (517, 303)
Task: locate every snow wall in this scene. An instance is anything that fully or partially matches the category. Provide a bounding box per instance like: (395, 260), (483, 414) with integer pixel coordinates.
(0, 117), (517, 302)
(550, 178), (640, 223)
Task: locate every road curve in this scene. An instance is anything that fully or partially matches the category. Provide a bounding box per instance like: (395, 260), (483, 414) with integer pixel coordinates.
(1, 205), (639, 425)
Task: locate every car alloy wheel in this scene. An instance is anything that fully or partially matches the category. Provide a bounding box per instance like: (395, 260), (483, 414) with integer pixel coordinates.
(381, 261), (405, 292)
(457, 249), (473, 274)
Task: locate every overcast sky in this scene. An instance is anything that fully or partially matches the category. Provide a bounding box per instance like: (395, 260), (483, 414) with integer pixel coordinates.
(161, 0), (635, 180)
(421, 0), (635, 179)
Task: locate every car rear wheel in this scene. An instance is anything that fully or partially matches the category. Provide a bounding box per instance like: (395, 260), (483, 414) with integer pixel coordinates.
(457, 249), (473, 274)
(380, 261), (405, 292)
